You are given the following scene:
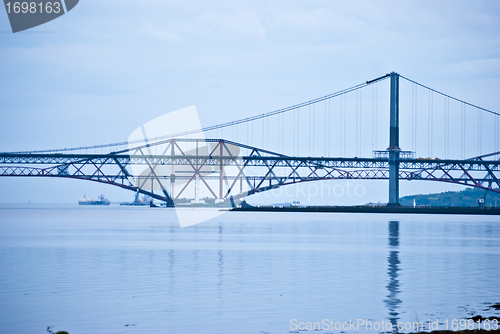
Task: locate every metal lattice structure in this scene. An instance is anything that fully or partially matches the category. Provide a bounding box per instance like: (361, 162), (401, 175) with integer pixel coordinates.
(1, 72), (499, 205)
(1, 138), (499, 205)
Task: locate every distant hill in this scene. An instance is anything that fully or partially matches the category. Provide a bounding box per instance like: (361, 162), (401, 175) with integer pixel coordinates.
(400, 187), (500, 207)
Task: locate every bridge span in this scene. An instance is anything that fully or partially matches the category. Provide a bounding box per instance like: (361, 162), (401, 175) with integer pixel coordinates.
(1, 72), (499, 206)
(0, 138), (499, 206)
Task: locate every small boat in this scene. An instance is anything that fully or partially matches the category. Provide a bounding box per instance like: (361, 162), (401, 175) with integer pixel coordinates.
(78, 194), (110, 206)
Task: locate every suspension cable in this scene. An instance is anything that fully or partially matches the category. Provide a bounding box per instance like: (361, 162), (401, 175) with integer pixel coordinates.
(478, 107), (482, 156)
(18, 72), (499, 157)
(461, 103), (466, 159)
(343, 93), (347, 156)
(13, 76), (388, 154)
(339, 94), (343, 156)
(430, 91), (434, 157)
(400, 75), (500, 116)
(414, 84), (417, 154)
(324, 99), (327, 157)
(375, 83), (378, 150)
(428, 90), (431, 157)
(411, 84), (415, 153)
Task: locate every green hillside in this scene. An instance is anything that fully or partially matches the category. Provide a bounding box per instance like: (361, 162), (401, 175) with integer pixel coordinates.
(400, 187), (500, 207)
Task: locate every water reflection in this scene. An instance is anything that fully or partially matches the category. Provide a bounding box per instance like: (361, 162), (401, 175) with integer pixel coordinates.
(218, 224), (224, 303)
(385, 221), (401, 330)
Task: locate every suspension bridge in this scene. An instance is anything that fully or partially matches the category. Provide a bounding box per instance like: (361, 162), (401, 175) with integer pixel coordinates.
(1, 72), (499, 207)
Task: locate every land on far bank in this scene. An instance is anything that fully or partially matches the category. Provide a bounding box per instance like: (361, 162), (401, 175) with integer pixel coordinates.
(398, 187), (500, 207)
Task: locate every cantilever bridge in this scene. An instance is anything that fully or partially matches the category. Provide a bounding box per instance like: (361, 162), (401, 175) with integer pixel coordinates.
(1, 72), (499, 206)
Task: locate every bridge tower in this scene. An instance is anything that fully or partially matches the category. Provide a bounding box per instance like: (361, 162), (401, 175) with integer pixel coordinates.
(388, 72), (401, 207)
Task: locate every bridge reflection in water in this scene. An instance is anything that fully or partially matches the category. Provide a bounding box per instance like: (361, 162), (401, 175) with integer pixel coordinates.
(386, 221), (402, 330)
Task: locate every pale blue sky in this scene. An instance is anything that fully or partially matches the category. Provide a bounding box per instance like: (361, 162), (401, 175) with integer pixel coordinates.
(1, 0), (499, 204)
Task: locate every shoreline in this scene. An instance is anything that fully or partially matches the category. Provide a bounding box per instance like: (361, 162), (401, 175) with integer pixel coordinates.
(230, 205), (500, 215)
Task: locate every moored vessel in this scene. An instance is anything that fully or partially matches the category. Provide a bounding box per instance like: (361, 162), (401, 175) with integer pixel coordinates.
(78, 194), (110, 205)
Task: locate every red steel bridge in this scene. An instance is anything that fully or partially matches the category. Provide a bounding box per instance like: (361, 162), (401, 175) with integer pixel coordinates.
(1, 73), (499, 206)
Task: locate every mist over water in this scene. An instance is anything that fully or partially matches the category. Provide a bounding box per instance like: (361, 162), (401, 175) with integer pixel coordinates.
(0, 205), (499, 334)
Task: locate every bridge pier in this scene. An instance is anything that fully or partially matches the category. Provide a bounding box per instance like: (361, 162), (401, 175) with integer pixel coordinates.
(388, 72), (401, 207)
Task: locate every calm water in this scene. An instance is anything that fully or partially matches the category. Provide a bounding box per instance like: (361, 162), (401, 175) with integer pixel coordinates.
(0, 205), (499, 334)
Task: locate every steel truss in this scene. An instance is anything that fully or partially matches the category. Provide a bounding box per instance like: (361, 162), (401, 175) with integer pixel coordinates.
(1, 139), (499, 203)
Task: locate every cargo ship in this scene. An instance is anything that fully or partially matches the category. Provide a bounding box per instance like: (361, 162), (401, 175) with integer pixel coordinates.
(78, 194), (110, 205)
